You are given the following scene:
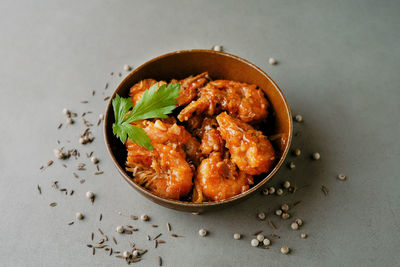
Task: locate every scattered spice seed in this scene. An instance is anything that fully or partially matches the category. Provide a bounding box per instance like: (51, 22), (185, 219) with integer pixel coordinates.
(91, 233), (94, 241)
(167, 223), (171, 231)
(99, 214), (102, 221)
(105, 83), (108, 89)
(256, 234), (265, 242)
(157, 240), (166, 244)
(281, 204), (289, 212)
(57, 123), (63, 129)
(104, 96), (110, 101)
(112, 236), (117, 245)
(146, 235), (151, 241)
(68, 221), (74, 225)
(49, 202), (57, 207)
(158, 256), (162, 266)
(73, 172), (79, 179)
(47, 160), (53, 166)
(62, 164), (67, 168)
(118, 72), (122, 77)
(37, 185), (41, 194)
(40, 165), (44, 170)
(151, 224), (158, 228)
(97, 119), (101, 126)
(124, 64), (132, 71)
(124, 230), (133, 235)
(275, 209), (283, 216)
(295, 218), (303, 226)
(268, 186), (276, 194)
(321, 185), (329, 196)
(94, 171), (104, 175)
(154, 240), (158, 248)
(271, 234), (280, 239)
(261, 188), (269, 195)
(276, 188), (284, 196)
(109, 248), (113, 256)
(170, 233), (184, 237)
(300, 233), (308, 239)
(338, 173), (346, 181)
(130, 215), (138, 220)
(75, 212), (83, 220)
(69, 190), (74, 196)
(140, 214), (149, 221)
(80, 179), (85, 184)
(293, 200), (302, 206)
(98, 228), (104, 236)
(87, 244), (93, 248)
(92, 247), (95, 255)
(268, 220), (277, 230)
(282, 213), (290, 220)
(81, 100), (88, 104)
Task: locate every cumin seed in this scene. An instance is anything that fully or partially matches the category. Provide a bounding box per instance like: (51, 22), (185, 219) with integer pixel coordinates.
(73, 172), (79, 179)
(99, 213), (102, 221)
(158, 256), (162, 266)
(155, 240), (158, 248)
(271, 233), (280, 239)
(69, 190), (74, 195)
(37, 185), (41, 194)
(157, 240), (166, 244)
(94, 171), (103, 175)
(98, 228), (104, 236)
(151, 224), (158, 228)
(47, 160), (53, 166)
(146, 235), (150, 241)
(49, 202), (57, 207)
(91, 232), (94, 241)
(68, 221), (74, 225)
(105, 83), (108, 89)
(268, 220), (277, 230)
(112, 236), (117, 245)
(87, 244), (93, 248)
(104, 96), (110, 101)
(92, 90), (95, 96)
(253, 230), (263, 235)
(62, 164), (67, 168)
(80, 179), (85, 184)
(81, 100), (88, 104)
(153, 233), (162, 240)
(92, 247), (95, 255)
(130, 215), (138, 220)
(170, 233), (183, 237)
(109, 248), (113, 256)
(322, 185), (329, 196)
(57, 123), (63, 129)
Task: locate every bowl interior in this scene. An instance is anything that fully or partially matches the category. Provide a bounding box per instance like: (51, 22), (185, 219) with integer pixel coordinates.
(104, 49), (292, 212)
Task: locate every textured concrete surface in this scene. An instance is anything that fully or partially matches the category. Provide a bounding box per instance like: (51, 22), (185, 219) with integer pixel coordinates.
(0, 0), (399, 266)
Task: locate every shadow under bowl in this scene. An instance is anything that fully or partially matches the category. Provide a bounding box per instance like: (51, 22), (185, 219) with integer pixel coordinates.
(104, 49), (292, 213)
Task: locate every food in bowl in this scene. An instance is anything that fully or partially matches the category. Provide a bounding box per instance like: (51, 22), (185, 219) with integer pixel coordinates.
(112, 72), (276, 203)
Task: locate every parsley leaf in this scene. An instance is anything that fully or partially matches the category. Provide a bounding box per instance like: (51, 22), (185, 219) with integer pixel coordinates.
(112, 82), (180, 150)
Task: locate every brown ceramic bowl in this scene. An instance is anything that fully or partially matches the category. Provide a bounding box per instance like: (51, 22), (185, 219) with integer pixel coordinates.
(104, 49), (292, 213)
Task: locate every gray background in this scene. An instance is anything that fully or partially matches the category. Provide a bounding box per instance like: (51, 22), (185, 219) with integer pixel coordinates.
(0, 0), (399, 266)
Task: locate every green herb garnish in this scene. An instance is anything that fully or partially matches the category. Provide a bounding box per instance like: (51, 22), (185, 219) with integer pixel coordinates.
(112, 83), (180, 150)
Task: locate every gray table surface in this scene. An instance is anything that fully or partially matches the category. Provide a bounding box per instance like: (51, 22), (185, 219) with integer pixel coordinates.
(1, 0), (399, 266)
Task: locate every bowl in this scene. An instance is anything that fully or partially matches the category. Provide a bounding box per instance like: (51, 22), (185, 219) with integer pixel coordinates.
(104, 49), (292, 212)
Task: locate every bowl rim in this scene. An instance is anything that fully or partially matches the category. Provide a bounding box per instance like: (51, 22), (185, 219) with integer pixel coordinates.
(104, 49), (293, 208)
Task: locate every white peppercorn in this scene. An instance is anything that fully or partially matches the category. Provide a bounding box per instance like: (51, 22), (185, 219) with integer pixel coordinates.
(258, 212), (266, 220)
(76, 212), (84, 220)
(312, 152), (321, 160)
(263, 238), (271, 246)
(276, 188), (283, 196)
(91, 156), (99, 164)
(293, 149), (301, 156)
(116, 226), (124, 233)
(291, 222), (299, 230)
(289, 162), (295, 169)
(338, 173), (346, 180)
(256, 234), (264, 242)
(251, 239), (259, 247)
(280, 246), (290, 254)
(282, 213), (290, 220)
(140, 214), (149, 221)
(86, 191), (94, 199)
(212, 45), (223, 51)
(198, 228), (207, 237)
(283, 181), (291, 189)
(295, 218), (303, 226)
(268, 57), (277, 65)
(233, 233), (241, 240)
(268, 186), (276, 194)
(275, 209), (283, 216)
(261, 188), (269, 195)
(123, 64), (132, 71)
(281, 204), (289, 212)
(300, 233), (308, 239)
(294, 114), (303, 122)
